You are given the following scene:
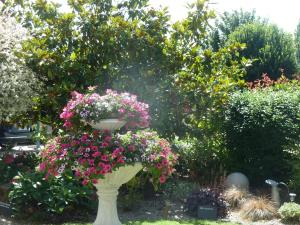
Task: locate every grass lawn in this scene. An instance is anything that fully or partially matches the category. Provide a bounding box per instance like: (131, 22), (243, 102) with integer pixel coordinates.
(64, 220), (238, 225)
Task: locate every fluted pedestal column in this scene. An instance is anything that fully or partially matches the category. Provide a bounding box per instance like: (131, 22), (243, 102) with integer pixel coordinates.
(93, 163), (143, 225)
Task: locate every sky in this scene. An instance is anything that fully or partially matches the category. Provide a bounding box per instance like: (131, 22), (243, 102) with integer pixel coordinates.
(149, 0), (300, 33)
(52, 0), (300, 33)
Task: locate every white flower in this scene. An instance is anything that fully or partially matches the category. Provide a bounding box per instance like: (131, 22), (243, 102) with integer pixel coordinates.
(0, 13), (42, 121)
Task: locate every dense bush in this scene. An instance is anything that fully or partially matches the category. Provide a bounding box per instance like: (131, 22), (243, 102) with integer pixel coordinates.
(173, 136), (227, 186)
(279, 202), (300, 223)
(0, 151), (37, 184)
(224, 79), (300, 185)
(162, 179), (198, 202)
(185, 188), (228, 218)
(9, 171), (96, 221)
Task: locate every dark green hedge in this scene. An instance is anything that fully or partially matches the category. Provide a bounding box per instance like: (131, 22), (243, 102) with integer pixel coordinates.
(224, 86), (300, 185)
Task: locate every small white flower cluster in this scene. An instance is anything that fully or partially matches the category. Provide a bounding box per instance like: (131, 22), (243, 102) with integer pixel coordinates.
(0, 13), (41, 121)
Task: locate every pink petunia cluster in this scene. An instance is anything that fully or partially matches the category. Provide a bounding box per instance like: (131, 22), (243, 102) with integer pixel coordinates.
(60, 89), (150, 129)
(39, 130), (177, 186)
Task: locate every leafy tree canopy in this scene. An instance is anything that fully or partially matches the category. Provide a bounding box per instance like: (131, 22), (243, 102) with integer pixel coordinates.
(226, 22), (298, 81)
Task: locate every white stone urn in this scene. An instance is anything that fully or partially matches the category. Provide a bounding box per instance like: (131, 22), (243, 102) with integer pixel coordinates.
(88, 118), (143, 225)
(93, 163), (143, 225)
(86, 119), (126, 131)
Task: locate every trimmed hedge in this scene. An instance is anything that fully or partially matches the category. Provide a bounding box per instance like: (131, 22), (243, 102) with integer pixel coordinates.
(224, 86), (300, 185)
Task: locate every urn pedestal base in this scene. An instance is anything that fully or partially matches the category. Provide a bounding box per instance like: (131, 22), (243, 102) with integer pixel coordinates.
(93, 163), (143, 225)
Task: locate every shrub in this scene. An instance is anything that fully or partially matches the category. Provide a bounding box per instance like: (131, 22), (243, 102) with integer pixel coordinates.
(278, 202), (300, 223)
(224, 81), (300, 185)
(9, 171), (96, 221)
(185, 188), (228, 218)
(223, 187), (250, 209)
(0, 12), (41, 121)
(173, 136), (227, 186)
(162, 179), (198, 202)
(239, 197), (278, 221)
(0, 151), (37, 185)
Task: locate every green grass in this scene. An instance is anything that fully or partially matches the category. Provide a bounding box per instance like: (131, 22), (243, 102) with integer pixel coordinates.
(63, 220), (237, 225)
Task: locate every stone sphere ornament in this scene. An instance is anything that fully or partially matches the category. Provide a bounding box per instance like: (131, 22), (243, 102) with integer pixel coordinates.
(225, 172), (249, 190)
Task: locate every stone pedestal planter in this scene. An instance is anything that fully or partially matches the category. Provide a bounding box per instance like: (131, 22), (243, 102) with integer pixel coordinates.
(93, 163), (143, 225)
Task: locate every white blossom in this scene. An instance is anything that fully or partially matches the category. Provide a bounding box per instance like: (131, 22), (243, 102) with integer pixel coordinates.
(0, 13), (41, 121)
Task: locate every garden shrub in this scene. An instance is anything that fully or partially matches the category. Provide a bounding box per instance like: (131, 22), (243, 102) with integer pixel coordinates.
(224, 80), (300, 185)
(278, 202), (300, 223)
(239, 197), (278, 221)
(223, 186), (251, 209)
(0, 12), (41, 121)
(185, 188), (228, 218)
(173, 136), (227, 186)
(162, 179), (198, 202)
(0, 151), (37, 185)
(9, 171), (96, 221)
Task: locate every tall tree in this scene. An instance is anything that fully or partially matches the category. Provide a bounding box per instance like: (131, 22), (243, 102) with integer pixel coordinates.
(210, 9), (265, 50)
(2, 0), (215, 136)
(226, 23), (298, 81)
(296, 20), (300, 69)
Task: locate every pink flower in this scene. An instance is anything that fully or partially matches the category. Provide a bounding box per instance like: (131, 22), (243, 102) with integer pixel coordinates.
(117, 157), (125, 164)
(60, 111), (74, 120)
(162, 159), (169, 166)
(90, 146), (98, 151)
(88, 159), (95, 166)
(159, 175), (166, 184)
(63, 121), (72, 128)
(3, 154), (14, 164)
(98, 162), (106, 168)
(101, 155), (109, 162)
(118, 108), (126, 114)
(39, 162), (46, 171)
(82, 179), (89, 185)
(104, 136), (112, 142)
(75, 170), (82, 177)
(92, 179), (98, 184)
(101, 142), (109, 148)
(92, 152), (101, 158)
(81, 134), (89, 142)
(156, 163), (162, 169)
(104, 164), (111, 172)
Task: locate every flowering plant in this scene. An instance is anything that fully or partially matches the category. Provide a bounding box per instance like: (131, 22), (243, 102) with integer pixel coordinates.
(0, 13), (41, 121)
(39, 130), (177, 186)
(60, 89), (150, 129)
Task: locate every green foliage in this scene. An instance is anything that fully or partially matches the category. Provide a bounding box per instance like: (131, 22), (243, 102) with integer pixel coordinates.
(3, 0), (214, 137)
(224, 82), (300, 185)
(9, 171), (96, 220)
(173, 136), (226, 185)
(296, 20), (300, 70)
(226, 23), (298, 81)
(211, 9), (265, 51)
(162, 179), (198, 202)
(0, 152), (37, 184)
(278, 202), (300, 223)
(176, 43), (247, 133)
